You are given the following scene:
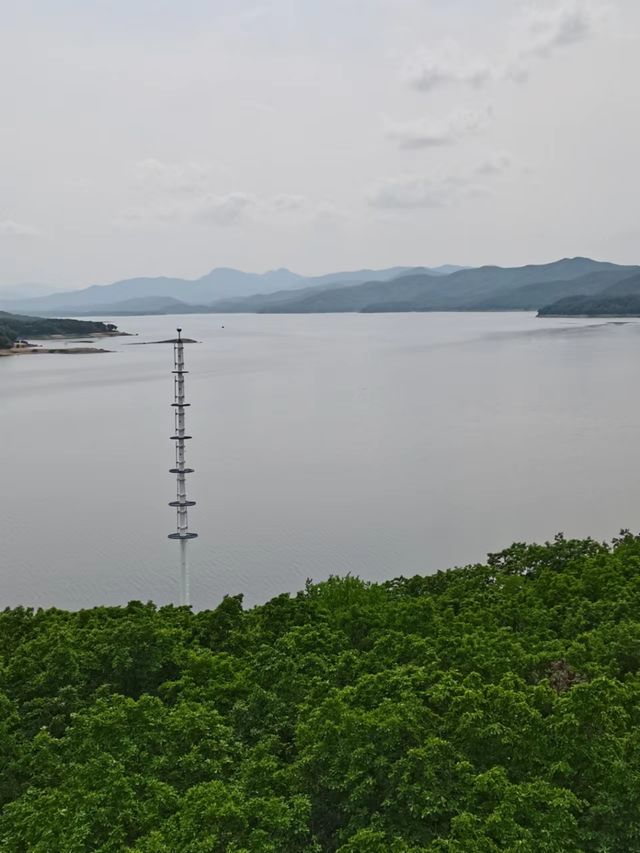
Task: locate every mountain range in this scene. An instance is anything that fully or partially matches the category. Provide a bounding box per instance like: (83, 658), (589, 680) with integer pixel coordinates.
(233, 258), (639, 315)
(3, 259), (640, 318)
(0, 266), (462, 316)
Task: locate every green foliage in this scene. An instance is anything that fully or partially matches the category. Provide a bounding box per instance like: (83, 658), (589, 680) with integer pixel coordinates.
(3, 534), (640, 849)
(0, 323), (15, 349)
(0, 311), (117, 349)
(538, 293), (640, 316)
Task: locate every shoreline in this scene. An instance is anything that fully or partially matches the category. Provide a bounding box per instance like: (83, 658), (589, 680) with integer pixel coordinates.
(32, 330), (133, 339)
(0, 328), (133, 356)
(537, 313), (640, 319)
(0, 342), (113, 356)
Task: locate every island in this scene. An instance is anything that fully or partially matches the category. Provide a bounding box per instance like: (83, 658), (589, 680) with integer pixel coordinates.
(0, 311), (127, 354)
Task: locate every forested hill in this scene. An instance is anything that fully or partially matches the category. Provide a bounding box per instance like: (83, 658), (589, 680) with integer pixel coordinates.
(0, 312), (118, 349)
(0, 266), (430, 315)
(3, 535), (640, 850)
(539, 293), (640, 317)
(538, 271), (640, 316)
(209, 258), (639, 315)
(7, 258), (636, 318)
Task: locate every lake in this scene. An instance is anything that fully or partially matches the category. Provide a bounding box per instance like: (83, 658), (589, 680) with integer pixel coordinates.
(3, 311), (640, 610)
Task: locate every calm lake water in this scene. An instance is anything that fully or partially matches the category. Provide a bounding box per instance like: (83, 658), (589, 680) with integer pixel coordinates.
(3, 311), (640, 610)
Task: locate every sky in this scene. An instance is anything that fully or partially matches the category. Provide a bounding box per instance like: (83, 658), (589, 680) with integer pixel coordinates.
(1, 0), (638, 289)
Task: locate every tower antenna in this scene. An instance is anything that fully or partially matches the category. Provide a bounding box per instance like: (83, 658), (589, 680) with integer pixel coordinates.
(168, 327), (197, 606)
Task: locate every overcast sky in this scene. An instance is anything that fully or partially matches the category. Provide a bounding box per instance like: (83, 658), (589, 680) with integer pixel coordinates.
(1, 0), (638, 288)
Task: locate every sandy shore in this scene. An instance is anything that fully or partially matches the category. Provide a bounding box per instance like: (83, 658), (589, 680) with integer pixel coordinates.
(0, 343), (112, 356)
(0, 328), (134, 355)
(34, 330), (133, 340)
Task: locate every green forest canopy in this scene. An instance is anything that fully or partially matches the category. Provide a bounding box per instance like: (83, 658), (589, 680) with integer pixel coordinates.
(3, 534), (640, 851)
(0, 312), (117, 349)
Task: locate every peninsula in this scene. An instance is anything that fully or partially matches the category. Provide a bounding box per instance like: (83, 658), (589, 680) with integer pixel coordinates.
(0, 311), (126, 354)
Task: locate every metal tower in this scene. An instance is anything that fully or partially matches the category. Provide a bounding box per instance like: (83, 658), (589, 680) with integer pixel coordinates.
(168, 328), (197, 606)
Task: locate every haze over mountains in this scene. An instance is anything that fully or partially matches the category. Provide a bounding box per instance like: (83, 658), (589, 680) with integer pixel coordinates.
(219, 258), (640, 316)
(0, 283), (57, 301)
(0, 266), (460, 316)
(3, 259), (640, 318)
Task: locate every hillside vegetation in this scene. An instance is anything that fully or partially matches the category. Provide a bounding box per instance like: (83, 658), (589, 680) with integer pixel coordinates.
(539, 271), (640, 316)
(3, 534), (640, 850)
(0, 312), (118, 349)
(209, 258), (640, 315)
(6, 258), (639, 318)
(539, 294), (640, 317)
(0, 267), (429, 316)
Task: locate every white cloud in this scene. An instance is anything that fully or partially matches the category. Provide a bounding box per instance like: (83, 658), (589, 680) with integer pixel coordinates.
(385, 107), (492, 149)
(195, 192), (346, 226)
(194, 192), (258, 225)
(368, 175), (454, 209)
(0, 220), (42, 238)
(475, 151), (513, 176)
(266, 194), (347, 224)
(118, 189), (344, 228)
(403, 39), (494, 92)
(404, 1), (610, 93)
(311, 200), (349, 225)
(116, 203), (182, 225)
(270, 193), (308, 213)
(123, 160), (252, 225)
(120, 160), (345, 228)
(368, 173), (491, 210)
(517, 0), (607, 58)
(368, 154), (513, 210)
(118, 194), (256, 227)
(134, 158), (225, 195)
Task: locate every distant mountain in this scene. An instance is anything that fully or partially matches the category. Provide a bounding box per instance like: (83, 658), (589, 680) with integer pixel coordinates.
(7, 259), (631, 319)
(0, 270), (302, 314)
(471, 268), (640, 311)
(72, 296), (206, 316)
(596, 271), (640, 298)
(1, 266), (437, 316)
(538, 271), (640, 316)
(430, 265), (470, 275)
(363, 259), (634, 313)
(207, 258), (635, 315)
(0, 283), (58, 300)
